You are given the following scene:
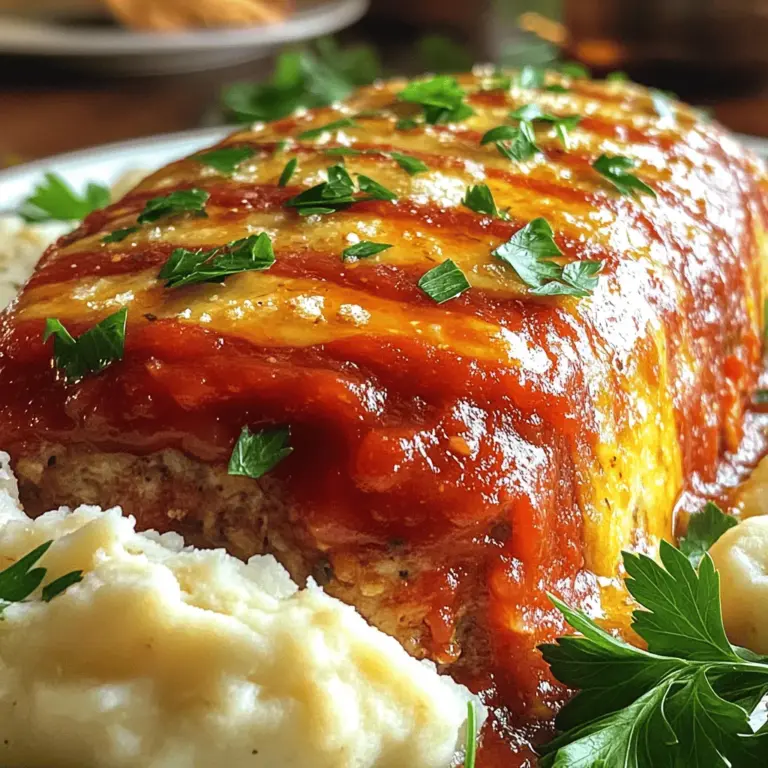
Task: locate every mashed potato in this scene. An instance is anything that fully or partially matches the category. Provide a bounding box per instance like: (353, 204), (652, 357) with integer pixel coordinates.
(0, 452), (483, 768)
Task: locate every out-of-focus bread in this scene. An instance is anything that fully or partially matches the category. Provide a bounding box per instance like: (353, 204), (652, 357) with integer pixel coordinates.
(103, 0), (293, 30)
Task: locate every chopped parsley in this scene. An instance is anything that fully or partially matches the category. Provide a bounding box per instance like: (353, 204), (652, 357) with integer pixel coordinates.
(544, 84), (570, 94)
(539, 540), (768, 768)
(342, 240), (392, 262)
(158, 233), (275, 288)
(606, 71), (629, 83)
(509, 104), (581, 148)
(137, 188), (209, 225)
(20, 173), (110, 223)
(228, 425), (293, 479)
(679, 501), (738, 568)
(756, 389), (768, 404)
(43, 307), (128, 383)
(493, 218), (602, 297)
(102, 226), (139, 244)
(389, 152), (428, 175)
(357, 174), (396, 201)
(557, 61), (590, 79)
(222, 40), (380, 123)
(462, 184), (502, 218)
(481, 123), (540, 161)
(0, 540), (82, 612)
(284, 163), (357, 216)
(395, 117), (420, 131)
(397, 75), (474, 125)
(278, 157), (298, 187)
(593, 154), (657, 198)
(325, 148), (428, 176)
(194, 146), (255, 175)
(418, 259), (470, 303)
(298, 117), (357, 140)
(285, 164), (398, 216)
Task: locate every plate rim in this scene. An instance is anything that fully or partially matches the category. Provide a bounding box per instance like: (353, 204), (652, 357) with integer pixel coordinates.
(0, 0), (368, 56)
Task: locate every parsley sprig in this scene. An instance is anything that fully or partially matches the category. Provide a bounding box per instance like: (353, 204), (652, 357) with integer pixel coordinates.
(342, 241), (392, 262)
(324, 147), (428, 176)
(493, 218), (602, 297)
(397, 75), (474, 125)
(540, 521), (768, 767)
(20, 173), (110, 223)
(44, 307), (128, 383)
(158, 233), (275, 289)
(593, 154), (657, 198)
(0, 540), (82, 613)
(228, 426), (293, 479)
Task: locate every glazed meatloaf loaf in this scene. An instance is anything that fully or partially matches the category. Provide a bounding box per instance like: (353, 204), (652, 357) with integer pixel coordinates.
(1, 70), (767, 764)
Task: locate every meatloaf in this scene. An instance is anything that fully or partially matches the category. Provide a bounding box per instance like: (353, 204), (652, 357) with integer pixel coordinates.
(1, 70), (767, 765)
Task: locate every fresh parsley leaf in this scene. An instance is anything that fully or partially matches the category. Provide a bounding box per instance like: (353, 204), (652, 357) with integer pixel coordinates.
(606, 71), (629, 82)
(20, 173), (110, 223)
(228, 425), (293, 479)
(42, 570), (83, 602)
(0, 540), (51, 606)
(194, 146), (255, 175)
(278, 157), (298, 187)
(285, 163), (357, 216)
(0, 541), (84, 610)
(298, 117), (357, 140)
(389, 152), (428, 175)
(398, 75), (474, 125)
(493, 218), (563, 285)
(43, 307), (128, 383)
(418, 259), (470, 303)
(509, 105), (581, 149)
(558, 61), (590, 79)
(222, 39), (379, 123)
(679, 502), (738, 568)
(464, 701), (478, 768)
(342, 241), (392, 262)
(395, 117), (420, 131)
(517, 64), (546, 89)
(755, 389), (768, 404)
(651, 89), (676, 122)
(137, 189), (209, 225)
(481, 122), (540, 161)
(462, 184), (500, 217)
(545, 84), (570, 94)
(357, 174), (396, 201)
(102, 226), (139, 244)
(593, 154), (657, 198)
(493, 218), (602, 297)
(540, 543), (768, 768)
(159, 233), (275, 289)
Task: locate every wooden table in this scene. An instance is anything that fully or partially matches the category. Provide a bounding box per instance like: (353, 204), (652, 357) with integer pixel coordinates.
(2, 57), (768, 165)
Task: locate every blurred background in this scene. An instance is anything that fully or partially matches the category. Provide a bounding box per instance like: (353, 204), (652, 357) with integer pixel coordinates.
(1, 0), (767, 164)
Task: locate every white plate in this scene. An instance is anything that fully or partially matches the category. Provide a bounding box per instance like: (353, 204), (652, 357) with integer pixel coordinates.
(1, 126), (766, 211)
(0, 0), (368, 75)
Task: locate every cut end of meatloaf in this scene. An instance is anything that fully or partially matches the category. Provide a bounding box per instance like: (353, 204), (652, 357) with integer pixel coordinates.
(13, 444), (456, 663)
